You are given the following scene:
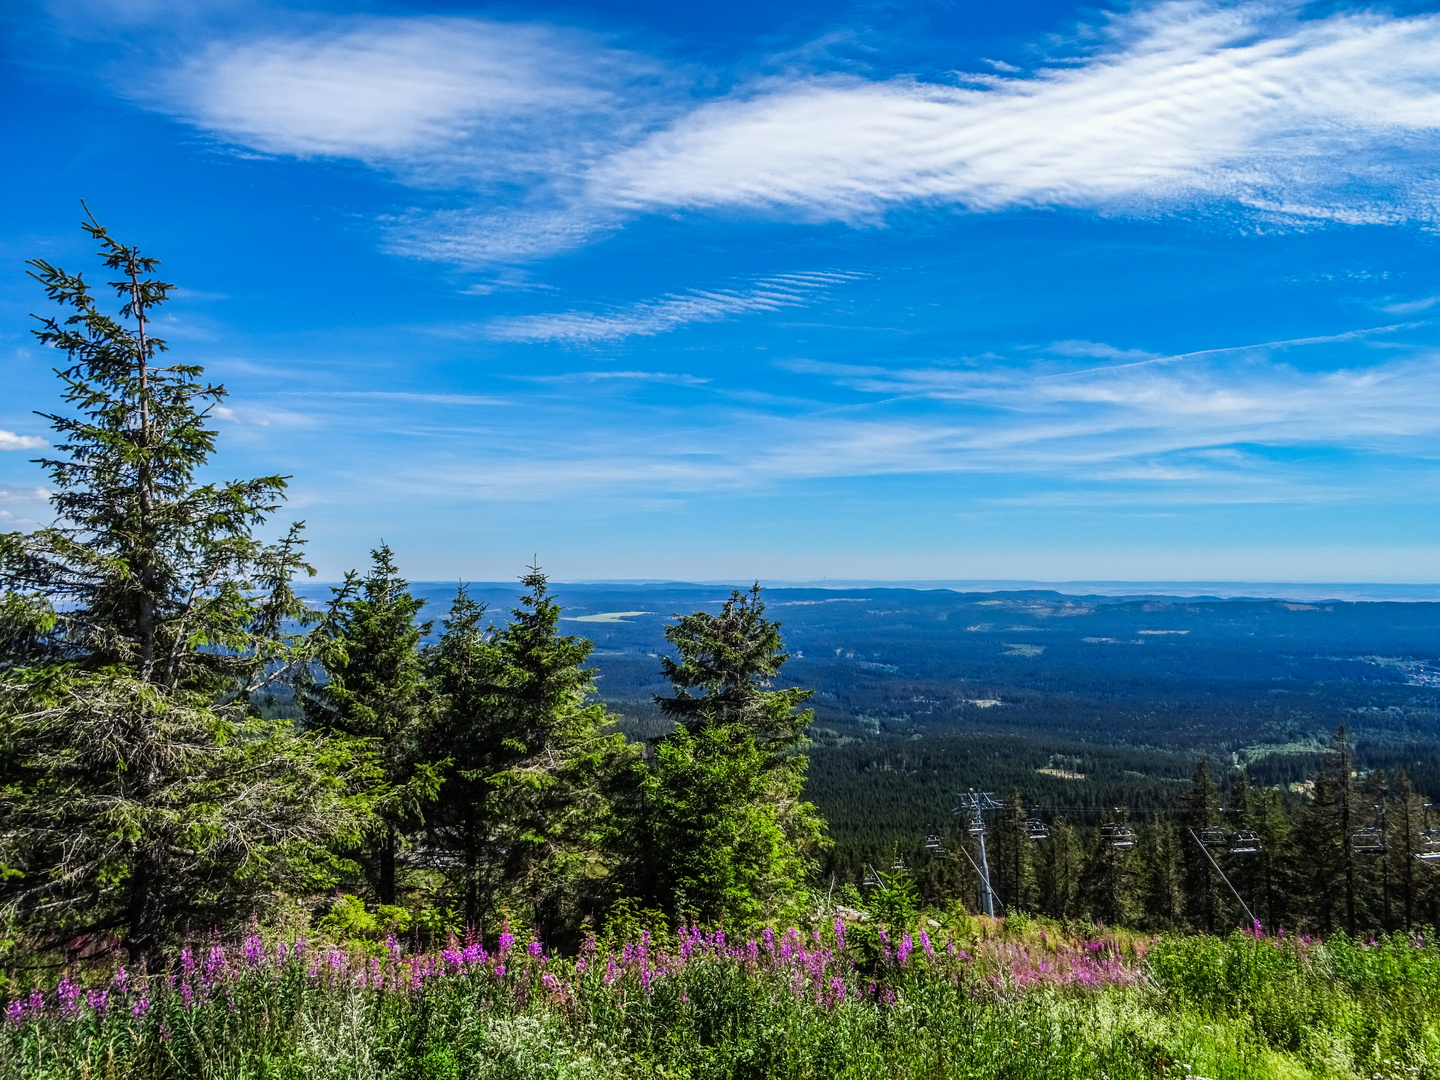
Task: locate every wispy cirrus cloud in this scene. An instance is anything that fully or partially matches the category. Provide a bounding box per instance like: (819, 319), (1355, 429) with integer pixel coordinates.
(139, 1), (1440, 265)
(486, 271), (866, 342)
(518, 371), (711, 386)
(589, 2), (1440, 227)
(281, 325), (1440, 508)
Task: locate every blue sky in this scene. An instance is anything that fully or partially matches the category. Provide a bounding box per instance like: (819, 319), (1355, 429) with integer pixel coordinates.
(3, 0), (1440, 583)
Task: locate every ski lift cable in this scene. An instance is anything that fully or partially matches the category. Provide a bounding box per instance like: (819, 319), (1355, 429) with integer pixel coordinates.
(1188, 827), (1261, 932)
(952, 840), (1007, 917)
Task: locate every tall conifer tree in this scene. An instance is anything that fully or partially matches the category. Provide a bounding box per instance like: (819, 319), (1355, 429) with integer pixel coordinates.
(304, 545), (439, 906)
(0, 215), (373, 968)
(642, 585), (827, 923)
(1181, 761), (1222, 932)
(480, 569), (638, 939)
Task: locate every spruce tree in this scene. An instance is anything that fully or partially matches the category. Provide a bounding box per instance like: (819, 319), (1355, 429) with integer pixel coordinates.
(991, 790), (1033, 912)
(445, 569), (636, 939)
(420, 587), (505, 927)
(1080, 809), (1137, 927)
(1299, 728), (1361, 935)
(303, 545), (439, 906)
(1035, 816), (1081, 920)
(1181, 761), (1222, 932)
(1139, 819), (1185, 930)
(643, 585), (827, 923)
(1255, 786), (1295, 932)
(0, 214), (374, 968)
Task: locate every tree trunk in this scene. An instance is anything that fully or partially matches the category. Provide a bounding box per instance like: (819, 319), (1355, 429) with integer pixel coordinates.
(124, 849), (164, 971)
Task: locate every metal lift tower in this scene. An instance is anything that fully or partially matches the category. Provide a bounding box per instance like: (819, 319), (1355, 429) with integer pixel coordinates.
(954, 789), (1003, 917)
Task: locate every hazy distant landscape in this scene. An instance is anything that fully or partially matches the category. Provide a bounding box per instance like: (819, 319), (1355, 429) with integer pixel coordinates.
(359, 580), (1440, 875)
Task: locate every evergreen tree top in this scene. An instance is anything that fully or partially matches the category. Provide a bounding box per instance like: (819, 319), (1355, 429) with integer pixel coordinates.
(656, 584), (814, 756)
(2, 210), (312, 694)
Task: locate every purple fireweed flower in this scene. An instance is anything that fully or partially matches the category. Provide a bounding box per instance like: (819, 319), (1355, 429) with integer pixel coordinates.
(243, 936), (265, 966)
(112, 967), (128, 991)
(86, 990), (109, 1014)
(528, 940), (543, 958)
(762, 926), (776, 955)
(834, 920), (847, 950)
(897, 935), (914, 966)
(498, 928), (516, 956)
(180, 947), (195, 976)
(919, 931), (935, 958)
(385, 936), (401, 960)
(133, 997), (150, 1020)
(495, 965), (506, 978)
(57, 978), (81, 1019)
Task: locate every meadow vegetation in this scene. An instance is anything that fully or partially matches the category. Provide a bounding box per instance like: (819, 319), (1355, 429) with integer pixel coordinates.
(5, 918), (1440, 1079)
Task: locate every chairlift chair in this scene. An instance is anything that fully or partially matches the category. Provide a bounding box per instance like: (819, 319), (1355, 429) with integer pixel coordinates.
(862, 864), (883, 889)
(924, 833), (946, 854)
(1415, 828), (1440, 863)
(1025, 817), (1049, 842)
(1418, 804), (1440, 863)
(1100, 822), (1136, 849)
(1350, 827), (1387, 856)
(1198, 826), (1228, 848)
(891, 856), (912, 874)
(1229, 830), (1263, 855)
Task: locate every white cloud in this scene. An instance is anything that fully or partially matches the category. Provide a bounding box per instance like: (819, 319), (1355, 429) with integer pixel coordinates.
(141, 1), (1440, 260)
(152, 16), (671, 188)
(487, 271), (866, 342)
(589, 3), (1440, 225)
(0, 430), (47, 451)
(0, 487), (52, 503)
